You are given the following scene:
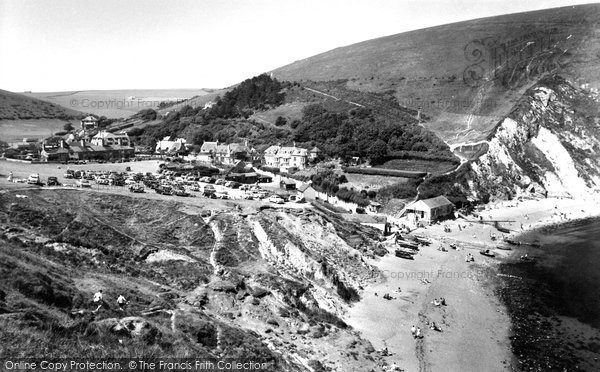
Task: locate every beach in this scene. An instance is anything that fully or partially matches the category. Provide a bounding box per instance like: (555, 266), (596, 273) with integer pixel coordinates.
(346, 194), (600, 371)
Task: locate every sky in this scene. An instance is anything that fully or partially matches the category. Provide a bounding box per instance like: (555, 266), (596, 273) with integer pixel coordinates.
(0, 0), (595, 92)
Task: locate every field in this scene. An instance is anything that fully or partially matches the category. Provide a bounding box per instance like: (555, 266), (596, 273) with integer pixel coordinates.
(0, 119), (72, 142)
(378, 158), (457, 174)
(26, 89), (215, 119)
(343, 173), (408, 191)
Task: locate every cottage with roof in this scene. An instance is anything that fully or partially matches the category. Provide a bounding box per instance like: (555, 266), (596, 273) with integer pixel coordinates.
(298, 183), (316, 201)
(404, 196), (454, 224)
(155, 137), (187, 155)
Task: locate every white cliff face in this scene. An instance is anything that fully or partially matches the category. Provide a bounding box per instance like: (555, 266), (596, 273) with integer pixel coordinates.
(531, 127), (589, 196)
(467, 77), (600, 200)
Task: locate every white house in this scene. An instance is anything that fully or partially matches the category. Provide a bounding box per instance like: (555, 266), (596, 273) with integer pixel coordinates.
(263, 145), (308, 171)
(155, 136), (187, 154)
(91, 131), (131, 147)
(405, 196), (454, 224)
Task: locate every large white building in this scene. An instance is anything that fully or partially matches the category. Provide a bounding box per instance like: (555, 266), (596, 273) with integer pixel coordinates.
(263, 145), (308, 170)
(91, 131), (131, 147)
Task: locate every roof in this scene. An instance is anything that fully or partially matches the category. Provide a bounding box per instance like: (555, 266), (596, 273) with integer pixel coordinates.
(200, 141), (218, 152)
(93, 130), (129, 140)
(310, 147), (321, 153)
(227, 161), (255, 175)
(298, 183), (313, 192)
(263, 145), (280, 155)
(81, 115), (98, 122)
(408, 195), (454, 211)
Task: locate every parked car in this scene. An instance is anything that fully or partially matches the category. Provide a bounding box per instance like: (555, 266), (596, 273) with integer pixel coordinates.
(46, 176), (60, 186)
(288, 195), (305, 203)
(203, 190), (217, 198)
(200, 176), (212, 183)
(202, 185), (216, 194)
(215, 179), (226, 186)
(27, 173), (41, 185)
(97, 178), (110, 185)
(189, 184), (201, 192)
(173, 187), (190, 197)
(215, 191), (229, 199)
(155, 185), (173, 195)
(268, 195), (285, 204)
(129, 184), (145, 193)
(76, 179), (92, 188)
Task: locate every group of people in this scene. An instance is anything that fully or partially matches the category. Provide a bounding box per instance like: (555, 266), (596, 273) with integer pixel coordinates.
(410, 325), (422, 339)
(92, 290), (129, 312)
(465, 253), (475, 262)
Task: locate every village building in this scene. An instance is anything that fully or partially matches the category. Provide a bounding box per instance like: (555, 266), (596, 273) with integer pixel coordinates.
(298, 183), (317, 201)
(40, 137), (70, 162)
(404, 195), (455, 224)
(40, 131), (135, 162)
(309, 147), (321, 161)
(199, 141), (251, 165)
(263, 144), (308, 171)
(155, 137), (187, 156)
(224, 161), (260, 184)
(91, 131), (131, 147)
(80, 115), (99, 131)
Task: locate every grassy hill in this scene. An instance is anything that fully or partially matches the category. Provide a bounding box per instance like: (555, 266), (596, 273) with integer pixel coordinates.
(271, 4), (600, 145)
(0, 89), (84, 120)
(26, 89), (215, 119)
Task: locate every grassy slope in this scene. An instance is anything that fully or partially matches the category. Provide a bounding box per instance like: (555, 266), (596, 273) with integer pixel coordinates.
(0, 89), (84, 120)
(27, 89), (215, 119)
(271, 4), (600, 145)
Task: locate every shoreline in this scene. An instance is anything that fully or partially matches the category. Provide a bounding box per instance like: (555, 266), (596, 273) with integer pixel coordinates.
(346, 195), (600, 371)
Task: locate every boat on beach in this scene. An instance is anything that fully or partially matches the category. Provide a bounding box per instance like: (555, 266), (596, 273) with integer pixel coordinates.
(395, 249), (415, 260)
(480, 249), (496, 257)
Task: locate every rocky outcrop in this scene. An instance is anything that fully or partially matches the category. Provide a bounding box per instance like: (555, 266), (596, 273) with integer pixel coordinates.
(467, 75), (600, 200)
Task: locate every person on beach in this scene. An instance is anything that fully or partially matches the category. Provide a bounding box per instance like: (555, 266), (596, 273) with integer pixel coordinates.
(416, 327), (422, 338)
(440, 297), (446, 306)
(432, 298), (441, 306)
(411, 325), (416, 337)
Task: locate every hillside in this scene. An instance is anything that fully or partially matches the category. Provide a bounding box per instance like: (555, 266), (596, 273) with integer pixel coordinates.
(0, 89), (84, 120)
(271, 4), (600, 146)
(26, 89), (215, 119)
(0, 188), (386, 370)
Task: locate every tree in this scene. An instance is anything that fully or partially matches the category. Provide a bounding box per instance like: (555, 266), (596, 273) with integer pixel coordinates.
(63, 122), (74, 132)
(367, 139), (388, 163)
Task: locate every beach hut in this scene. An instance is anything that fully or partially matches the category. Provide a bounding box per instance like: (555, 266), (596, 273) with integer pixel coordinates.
(405, 196), (454, 224)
